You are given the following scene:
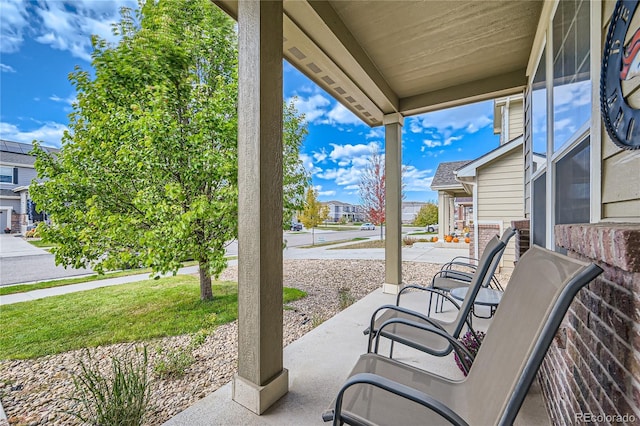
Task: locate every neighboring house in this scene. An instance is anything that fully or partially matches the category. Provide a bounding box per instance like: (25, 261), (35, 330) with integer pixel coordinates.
(493, 94), (524, 145)
(322, 200), (365, 223)
(455, 136), (545, 272)
(0, 140), (57, 233)
(401, 201), (428, 223)
(429, 160), (472, 240)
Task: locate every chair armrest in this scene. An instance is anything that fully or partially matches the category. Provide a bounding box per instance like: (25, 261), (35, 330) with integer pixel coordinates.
(441, 261), (477, 272)
(430, 270), (473, 287)
(367, 304), (448, 337)
(397, 285), (463, 310)
(450, 255), (479, 264)
(326, 372), (469, 426)
(374, 318), (475, 374)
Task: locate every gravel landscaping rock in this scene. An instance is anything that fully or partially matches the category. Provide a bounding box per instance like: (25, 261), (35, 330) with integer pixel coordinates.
(0, 259), (511, 425)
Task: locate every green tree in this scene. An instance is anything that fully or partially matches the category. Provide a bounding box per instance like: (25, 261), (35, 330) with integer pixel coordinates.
(31, 0), (308, 301)
(359, 147), (385, 240)
(414, 202), (438, 227)
(298, 187), (329, 246)
(282, 99), (311, 228)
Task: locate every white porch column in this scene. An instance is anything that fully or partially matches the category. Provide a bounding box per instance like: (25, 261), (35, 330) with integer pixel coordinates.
(437, 191), (448, 241)
(233, 0), (288, 415)
(383, 113), (403, 294)
(20, 190), (28, 234)
(449, 196), (455, 235)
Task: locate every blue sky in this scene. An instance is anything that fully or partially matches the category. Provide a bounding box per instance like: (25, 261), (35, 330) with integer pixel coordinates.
(1, 0), (502, 204)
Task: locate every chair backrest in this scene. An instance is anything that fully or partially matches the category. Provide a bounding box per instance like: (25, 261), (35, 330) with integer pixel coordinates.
(451, 236), (505, 337)
(464, 245), (602, 425)
(480, 227), (516, 288)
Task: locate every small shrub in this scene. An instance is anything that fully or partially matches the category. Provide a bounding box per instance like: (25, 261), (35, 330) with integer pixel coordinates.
(338, 287), (356, 310)
(454, 331), (486, 376)
(153, 346), (194, 379)
(402, 236), (417, 246)
(68, 347), (151, 426)
(311, 314), (325, 328)
(25, 228), (40, 238)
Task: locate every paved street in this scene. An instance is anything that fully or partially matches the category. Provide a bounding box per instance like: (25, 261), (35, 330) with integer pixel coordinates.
(0, 226), (463, 292)
(0, 234), (93, 286)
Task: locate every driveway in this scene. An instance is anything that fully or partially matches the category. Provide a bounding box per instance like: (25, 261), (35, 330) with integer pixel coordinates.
(0, 234), (93, 286)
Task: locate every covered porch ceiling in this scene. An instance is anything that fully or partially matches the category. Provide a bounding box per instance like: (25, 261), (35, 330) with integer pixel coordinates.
(214, 0), (543, 126)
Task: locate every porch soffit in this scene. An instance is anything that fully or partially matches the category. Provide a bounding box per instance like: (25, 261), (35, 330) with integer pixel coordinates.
(214, 0), (543, 127)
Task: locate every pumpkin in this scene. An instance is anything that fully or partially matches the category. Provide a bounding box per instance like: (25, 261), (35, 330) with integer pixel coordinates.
(445, 235), (453, 242)
(432, 236), (438, 242)
(465, 237), (470, 244)
(453, 237), (459, 243)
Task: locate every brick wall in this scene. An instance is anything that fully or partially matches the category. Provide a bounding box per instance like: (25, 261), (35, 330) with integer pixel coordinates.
(511, 219), (530, 262)
(538, 223), (640, 424)
(469, 224), (501, 264)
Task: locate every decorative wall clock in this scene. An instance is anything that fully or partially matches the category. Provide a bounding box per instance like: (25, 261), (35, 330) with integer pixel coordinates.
(601, 0), (640, 150)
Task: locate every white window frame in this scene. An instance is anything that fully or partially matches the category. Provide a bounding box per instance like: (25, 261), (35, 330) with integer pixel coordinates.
(526, 0), (601, 249)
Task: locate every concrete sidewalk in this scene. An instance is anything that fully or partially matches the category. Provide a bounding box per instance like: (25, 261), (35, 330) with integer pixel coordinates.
(0, 234), (49, 258)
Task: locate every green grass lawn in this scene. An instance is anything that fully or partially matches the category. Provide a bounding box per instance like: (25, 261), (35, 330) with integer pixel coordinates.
(26, 239), (56, 249)
(0, 276), (306, 360)
(0, 262), (202, 296)
(299, 237), (368, 248)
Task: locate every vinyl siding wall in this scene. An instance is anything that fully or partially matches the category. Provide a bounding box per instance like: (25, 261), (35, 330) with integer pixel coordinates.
(508, 99), (524, 141)
(476, 148), (524, 272)
(600, 0), (640, 222)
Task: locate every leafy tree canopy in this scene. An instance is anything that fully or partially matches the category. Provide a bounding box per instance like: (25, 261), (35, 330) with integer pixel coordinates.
(31, 0), (308, 300)
(413, 202), (438, 227)
(298, 187), (329, 246)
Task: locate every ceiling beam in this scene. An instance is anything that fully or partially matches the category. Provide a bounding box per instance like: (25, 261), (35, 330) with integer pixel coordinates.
(399, 69), (527, 116)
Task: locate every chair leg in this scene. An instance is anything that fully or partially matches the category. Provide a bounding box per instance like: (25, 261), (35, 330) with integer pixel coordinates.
(428, 291), (434, 317)
(389, 340), (395, 359)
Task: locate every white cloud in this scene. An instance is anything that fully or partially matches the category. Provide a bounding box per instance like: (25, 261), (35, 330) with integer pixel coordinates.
(312, 148), (328, 162)
(409, 119), (423, 133)
(49, 94), (76, 105)
(344, 185), (359, 190)
(318, 190), (336, 196)
(444, 135), (463, 146)
(412, 100), (494, 138)
(328, 142), (378, 162)
(2, 1), (136, 61)
(299, 153), (322, 175)
(316, 167), (363, 186)
(403, 165), (434, 192)
(289, 94), (331, 123)
(0, 121), (67, 147)
(365, 128), (383, 139)
(322, 103), (365, 126)
(0, 63), (16, 73)
(423, 139), (442, 148)
(0, 0), (29, 53)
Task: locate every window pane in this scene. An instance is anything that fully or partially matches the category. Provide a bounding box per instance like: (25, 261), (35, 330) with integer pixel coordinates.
(552, 0), (590, 151)
(555, 137), (590, 226)
(0, 167), (13, 183)
(532, 49), (547, 156)
(532, 172), (546, 247)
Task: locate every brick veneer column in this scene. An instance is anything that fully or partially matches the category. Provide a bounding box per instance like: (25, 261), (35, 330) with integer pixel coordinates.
(538, 223), (640, 424)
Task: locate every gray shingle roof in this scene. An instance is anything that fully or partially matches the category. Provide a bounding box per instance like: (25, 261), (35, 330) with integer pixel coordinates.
(430, 160), (472, 189)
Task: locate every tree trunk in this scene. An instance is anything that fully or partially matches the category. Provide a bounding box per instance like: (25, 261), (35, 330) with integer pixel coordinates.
(199, 261), (213, 301)
(312, 227), (315, 246)
(380, 223), (384, 241)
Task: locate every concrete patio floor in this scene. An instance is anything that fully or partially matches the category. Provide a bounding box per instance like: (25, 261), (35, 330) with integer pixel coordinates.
(163, 287), (550, 425)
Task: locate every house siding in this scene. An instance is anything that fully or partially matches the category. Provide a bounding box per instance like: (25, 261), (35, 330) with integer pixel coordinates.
(523, 86), (532, 218)
(508, 99), (524, 141)
(476, 148), (524, 272)
(600, 1), (640, 222)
